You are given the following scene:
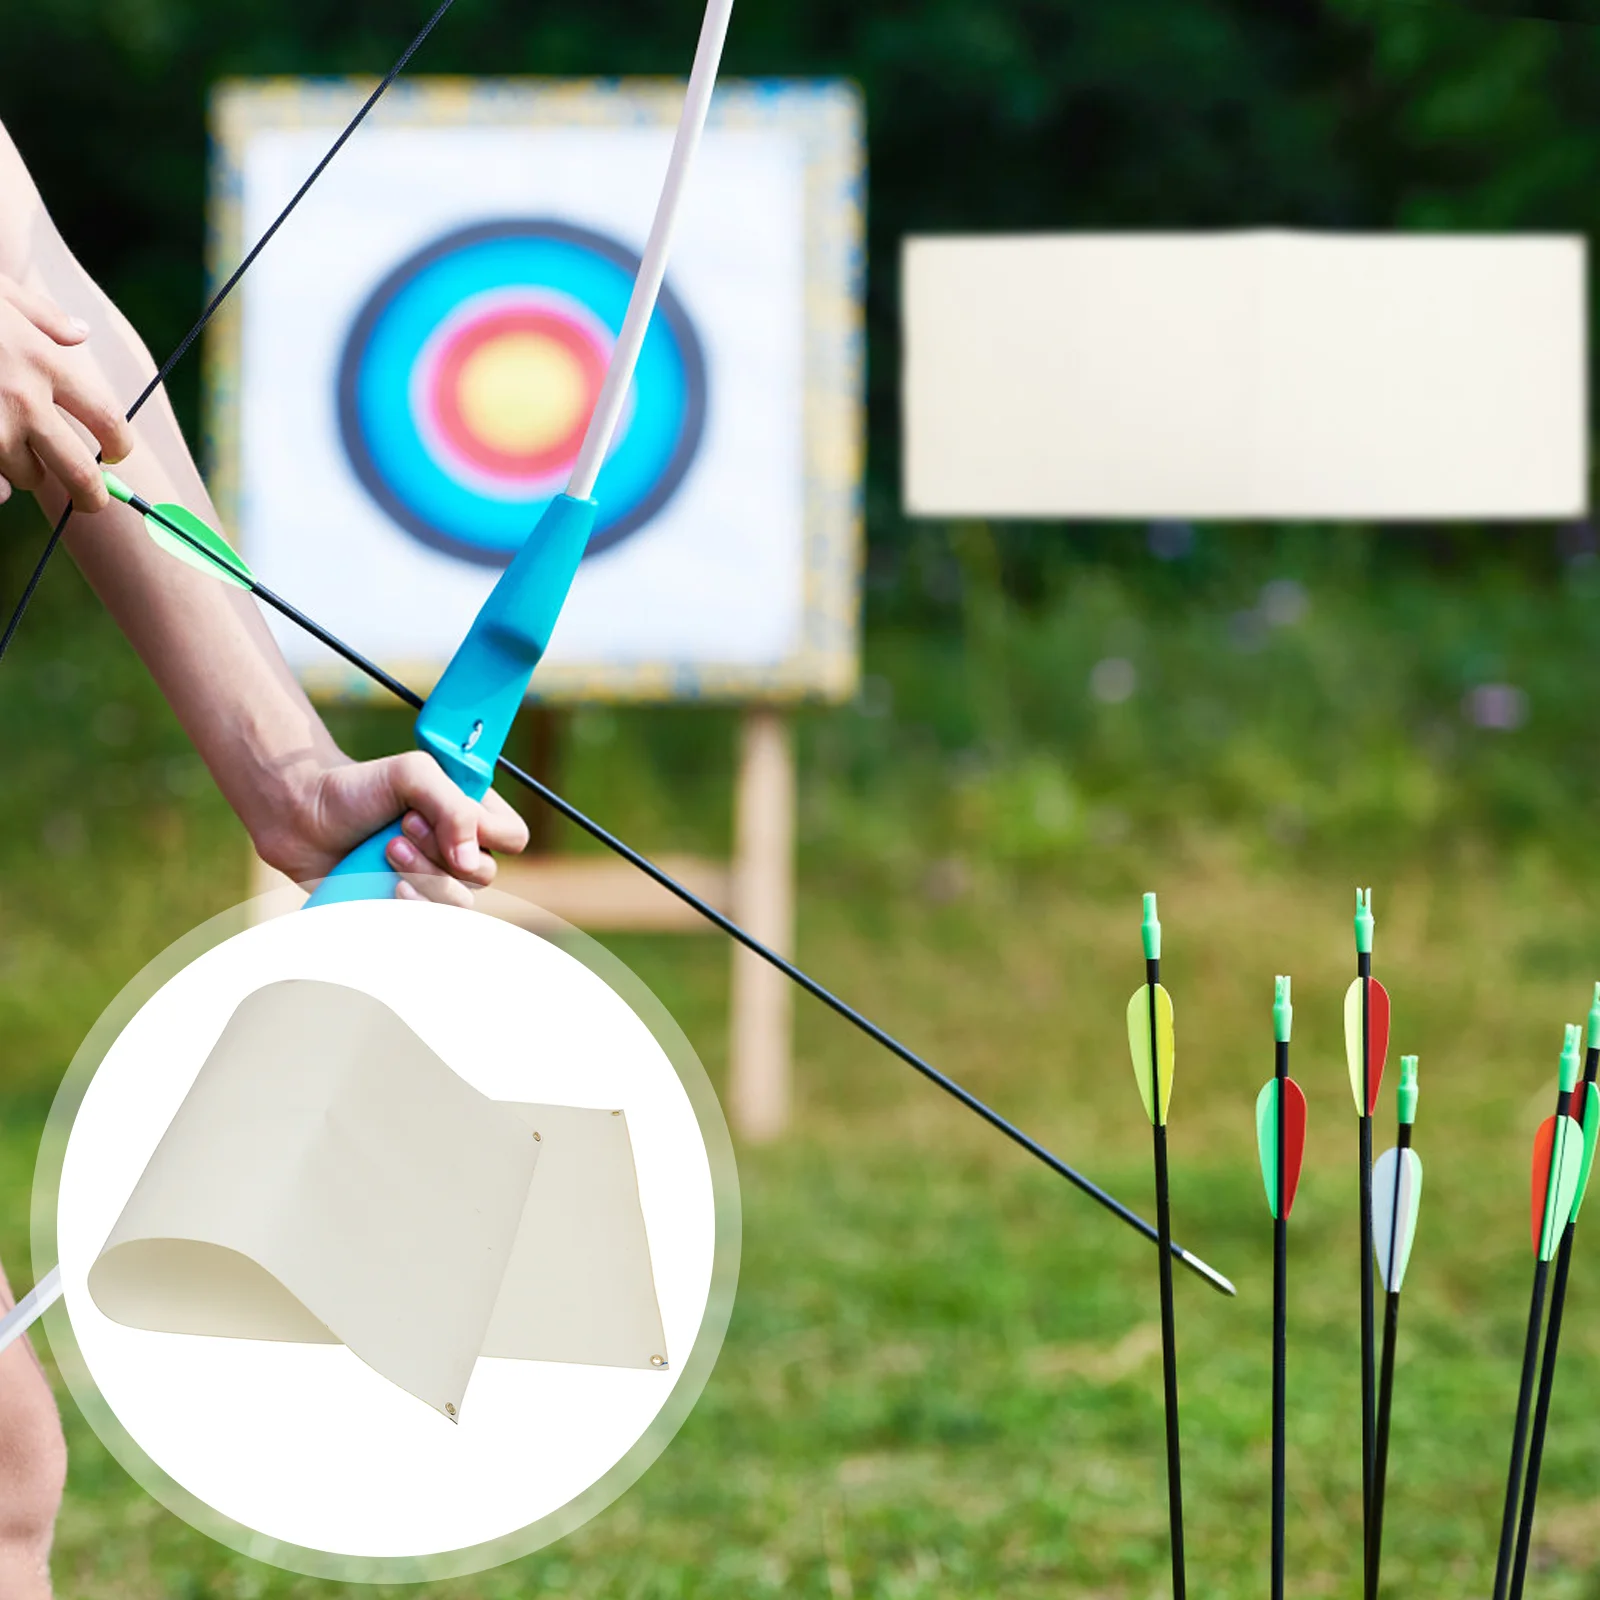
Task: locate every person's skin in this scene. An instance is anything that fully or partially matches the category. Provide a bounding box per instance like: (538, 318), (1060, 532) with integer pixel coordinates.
(0, 119), (533, 1591)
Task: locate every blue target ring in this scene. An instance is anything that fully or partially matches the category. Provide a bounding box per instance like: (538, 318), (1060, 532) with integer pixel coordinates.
(337, 220), (707, 567)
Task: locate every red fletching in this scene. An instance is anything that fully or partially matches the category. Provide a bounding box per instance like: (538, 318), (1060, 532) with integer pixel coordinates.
(1533, 1116), (1556, 1254)
(1281, 1077), (1308, 1218)
(1365, 978), (1391, 1116)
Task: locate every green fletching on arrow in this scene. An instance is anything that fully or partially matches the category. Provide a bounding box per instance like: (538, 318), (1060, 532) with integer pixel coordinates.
(145, 501), (253, 589)
(1256, 1076), (1307, 1219)
(1535, 1114), (1586, 1261)
(1256, 1080), (1277, 1215)
(1573, 1082), (1600, 1221)
(1126, 982), (1175, 1125)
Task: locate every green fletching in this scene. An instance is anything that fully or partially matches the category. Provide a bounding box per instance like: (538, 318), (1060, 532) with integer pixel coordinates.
(1398, 1056), (1419, 1126)
(1126, 982), (1175, 1125)
(1561, 1025), (1583, 1093)
(1255, 1080), (1276, 1216)
(1355, 887), (1374, 955)
(1574, 1083), (1600, 1221)
(1141, 892), (1161, 960)
(1274, 975), (1292, 1043)
(1540, 1116), (1586, 1261)
(143, 501), (253, 590)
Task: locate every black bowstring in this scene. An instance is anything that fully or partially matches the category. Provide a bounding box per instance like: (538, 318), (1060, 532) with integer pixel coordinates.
(0, 0), (459, 664)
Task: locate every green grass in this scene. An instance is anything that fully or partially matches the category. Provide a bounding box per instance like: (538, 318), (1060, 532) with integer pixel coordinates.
(6, 526), (1600, 1595)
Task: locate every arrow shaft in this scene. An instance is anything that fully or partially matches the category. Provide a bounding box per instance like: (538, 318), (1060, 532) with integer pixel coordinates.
(1367, 1288), (1401, 1598)
(1508, 1040), (1598, 1600)
(1493, 1258), (1551, 1600)
(1146, 955), (1186, 1598)
(1358, 950), (1376, 1595)
(1508, 1220), (1575, 1600)
(1368, 1117), (1413, 1596)
(1272, 1039), (1289, 1600)
(138, 542), (1243, 1292)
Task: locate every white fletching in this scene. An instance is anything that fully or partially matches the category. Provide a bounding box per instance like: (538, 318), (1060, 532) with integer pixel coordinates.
(1371, 1147), (1423, 1293)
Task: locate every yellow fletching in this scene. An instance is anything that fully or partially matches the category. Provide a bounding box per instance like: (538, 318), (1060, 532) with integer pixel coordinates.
(1344, 977), (1363, 1115)
(1127, 983), (1176, 1125)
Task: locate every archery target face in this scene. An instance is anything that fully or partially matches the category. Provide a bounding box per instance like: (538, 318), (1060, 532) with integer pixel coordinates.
(338, 220), (706, 565)
(215, 87), (864, 700)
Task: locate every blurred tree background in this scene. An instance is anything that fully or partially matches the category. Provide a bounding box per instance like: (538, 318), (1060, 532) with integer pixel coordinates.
(7, 0), (1600, 863)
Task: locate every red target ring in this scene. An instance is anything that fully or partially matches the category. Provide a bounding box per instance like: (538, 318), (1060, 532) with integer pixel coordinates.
(424, 304), (610, 483)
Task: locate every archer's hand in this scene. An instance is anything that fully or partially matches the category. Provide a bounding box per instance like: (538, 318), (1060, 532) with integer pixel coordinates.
(0, 274), (133, 511)
(260, 752), (531, 907)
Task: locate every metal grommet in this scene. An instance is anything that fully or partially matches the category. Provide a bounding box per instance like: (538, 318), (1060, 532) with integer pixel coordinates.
(612, 1109), (622, 1116)
(444, 1402), (457, 1418)
(532, 1131), (541, 1141)
(650, 1354), (667, 1368)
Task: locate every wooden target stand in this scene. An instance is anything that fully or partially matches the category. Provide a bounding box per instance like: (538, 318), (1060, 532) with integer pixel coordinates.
(253, 707), (796, 1142)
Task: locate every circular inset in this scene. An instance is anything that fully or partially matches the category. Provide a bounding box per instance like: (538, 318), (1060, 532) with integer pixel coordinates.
(338, 220), (708, 566)
(34, 892), (739, 1582)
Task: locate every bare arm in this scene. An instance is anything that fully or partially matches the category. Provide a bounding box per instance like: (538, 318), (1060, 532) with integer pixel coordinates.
(0, 119), (528, 893)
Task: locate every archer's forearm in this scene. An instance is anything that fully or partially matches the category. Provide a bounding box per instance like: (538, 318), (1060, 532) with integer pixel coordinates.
(4, 123), (348, 849)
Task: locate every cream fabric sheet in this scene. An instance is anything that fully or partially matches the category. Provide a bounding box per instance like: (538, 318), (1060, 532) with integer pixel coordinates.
(89, 980), (668, 1420)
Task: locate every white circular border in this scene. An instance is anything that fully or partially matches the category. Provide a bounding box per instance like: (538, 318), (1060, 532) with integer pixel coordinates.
(31, 887), (741, 1584)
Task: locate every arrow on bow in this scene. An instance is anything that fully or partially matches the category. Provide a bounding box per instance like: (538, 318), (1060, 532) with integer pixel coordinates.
(1344, 886), (1390, 1591)
(0, 0), (1238, 1359)
(1491, 1024), (1588, 1600)
(1255, 974), (1305, 1600)
(1125, 892), (1186, 1600)
(1366, 1054), (1422, 1600)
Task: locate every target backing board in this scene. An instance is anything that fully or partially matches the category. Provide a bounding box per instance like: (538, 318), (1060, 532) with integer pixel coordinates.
(206, 80), (863, 702)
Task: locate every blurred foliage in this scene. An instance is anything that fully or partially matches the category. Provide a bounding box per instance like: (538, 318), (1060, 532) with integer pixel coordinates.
(5, 1), (1600, 859)
(2, 0), (1600, 577)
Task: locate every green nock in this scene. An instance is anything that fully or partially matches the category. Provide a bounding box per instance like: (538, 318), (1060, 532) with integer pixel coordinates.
(103, 470), (135, 506)
(1141, 892), (1161, 960)
(1355, 887), (1374, 955)
(1398, 1055), (1419, 1126)
(1561, 1024), (1583, 1092)
(1274, 975), (1292, 1042)
(1587, 983), (1600, 1052)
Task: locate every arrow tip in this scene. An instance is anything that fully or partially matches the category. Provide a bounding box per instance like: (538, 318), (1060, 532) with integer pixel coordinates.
(1177, 1248), (1237, 1297)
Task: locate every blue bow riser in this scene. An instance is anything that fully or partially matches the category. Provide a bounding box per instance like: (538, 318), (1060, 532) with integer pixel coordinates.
(304, 493), (598, 906)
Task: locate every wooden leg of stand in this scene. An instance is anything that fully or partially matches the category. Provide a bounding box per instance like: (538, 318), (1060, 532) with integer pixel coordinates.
(729, 709), (795, 1142)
